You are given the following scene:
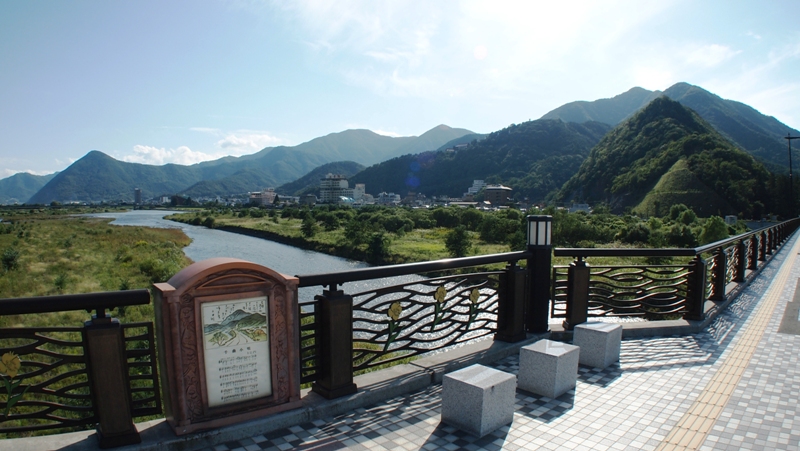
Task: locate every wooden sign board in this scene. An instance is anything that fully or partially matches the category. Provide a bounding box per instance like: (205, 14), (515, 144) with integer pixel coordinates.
(153, 258), (301, 435)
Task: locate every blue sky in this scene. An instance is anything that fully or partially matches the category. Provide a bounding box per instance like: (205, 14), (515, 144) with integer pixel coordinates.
(1, 0), (799, 177)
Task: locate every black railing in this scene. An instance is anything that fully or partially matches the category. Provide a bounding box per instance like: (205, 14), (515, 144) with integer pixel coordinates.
(0, 289), (159, 448)
(552, 219), (800, 328)
(296, 251), (534, 398)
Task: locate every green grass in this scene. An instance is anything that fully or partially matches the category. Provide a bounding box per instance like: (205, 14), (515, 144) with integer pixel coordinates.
(0, 212), (191, 328)
(169, 212), (513, 265)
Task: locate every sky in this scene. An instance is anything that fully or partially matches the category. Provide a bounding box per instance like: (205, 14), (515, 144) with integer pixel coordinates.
(1, 0), (799, 178)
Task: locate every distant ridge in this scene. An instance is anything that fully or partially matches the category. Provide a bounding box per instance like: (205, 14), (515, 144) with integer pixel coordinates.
(556, 97), (770, 217)
(0, 172), (57, 204)
(23, 125), (474, 204)
(541, 82), (799, 172)
(541, 87), (661, 125)
(351, 119), (610, 201)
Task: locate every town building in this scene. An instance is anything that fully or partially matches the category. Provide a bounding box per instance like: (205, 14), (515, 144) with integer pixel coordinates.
(484, 185), (513, 206)
(353, 184), (365, 201)
(249, 188), (277, 206)
(463, 180), (486, 200)
(377, 192), (401, 205)
(319, 174), (354, 203)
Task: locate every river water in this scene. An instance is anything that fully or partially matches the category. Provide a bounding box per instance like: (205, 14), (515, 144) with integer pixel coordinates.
(88, 209), (420, 303)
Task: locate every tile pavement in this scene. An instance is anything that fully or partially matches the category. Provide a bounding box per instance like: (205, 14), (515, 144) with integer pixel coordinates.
(198, 234), (800, 451)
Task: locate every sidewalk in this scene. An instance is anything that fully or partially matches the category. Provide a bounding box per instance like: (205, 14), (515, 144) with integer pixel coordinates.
(198, 233), (800, 451)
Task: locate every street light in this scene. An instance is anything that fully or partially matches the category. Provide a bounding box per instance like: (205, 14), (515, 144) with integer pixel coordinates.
(527, 215), (552, 247)
(787, 133), (799, 217)
(526, 215), (552, 333)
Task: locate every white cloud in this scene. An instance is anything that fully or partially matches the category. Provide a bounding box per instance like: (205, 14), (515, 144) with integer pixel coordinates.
(684, 44), (740, 68)
(273, 0), (683, 102)
(216, 132), (283, 151)
(123, 145), (218, 166)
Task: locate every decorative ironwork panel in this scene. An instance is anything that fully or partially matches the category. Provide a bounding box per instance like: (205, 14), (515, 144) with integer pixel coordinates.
(705, 255), (715, 299)
(122, 322), (161, 418)
(0, 327), (94, 434)
(350, 272), (501, 373)
(586, 266), (689, 318)
(552, 265), (690, 319)
(551, 266), (569, 318)
(298, 301), (319, 384)
(724, 245), (737, 285)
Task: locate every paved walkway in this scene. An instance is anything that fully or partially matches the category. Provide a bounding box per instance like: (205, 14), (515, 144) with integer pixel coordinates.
(199, 233), (800, 451)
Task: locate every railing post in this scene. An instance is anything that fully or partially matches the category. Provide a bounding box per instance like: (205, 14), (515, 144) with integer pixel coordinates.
(748, 235), (758, 270)
(759, 231), (767, 260)
(495, 261), (527, 342)
(525, 216), (552, 334)
(684, 256), (706, 321)
(312, 288), (357, 399)
(563, 257), (590, 330)
(766, 229), (774, 254)
(734, 240), (746, 282)
(83, 313), (141, 448)
(709, 249), (726, 302)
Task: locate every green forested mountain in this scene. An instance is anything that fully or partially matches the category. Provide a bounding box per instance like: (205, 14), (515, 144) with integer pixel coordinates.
(541, 87), (660, 125)
(24, 125), (473, 203)
(541, 82), (799, 173)
(351, 120), (611, 201)
(0, 172), (57, 204)
(556, 97), (771, 217)
(277, 161), (366, 196)
(662, 82), (798, 172)
(29, 151), (202, 204)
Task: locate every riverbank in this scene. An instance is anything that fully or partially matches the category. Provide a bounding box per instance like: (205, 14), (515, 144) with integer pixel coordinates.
(165, 212), (511, 266)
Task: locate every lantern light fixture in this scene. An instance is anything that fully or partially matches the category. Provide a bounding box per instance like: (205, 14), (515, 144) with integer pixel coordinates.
(527, 215), (552, 248)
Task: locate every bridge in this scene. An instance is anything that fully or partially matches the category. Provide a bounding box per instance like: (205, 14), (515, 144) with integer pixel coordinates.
(2, 218), (800, 450)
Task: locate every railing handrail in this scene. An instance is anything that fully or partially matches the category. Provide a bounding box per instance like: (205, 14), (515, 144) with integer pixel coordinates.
(556, 218), (800, 259)
(0, 289), (151, 316)
(554, 248), (696, 258)
(296, 250), (531, 288)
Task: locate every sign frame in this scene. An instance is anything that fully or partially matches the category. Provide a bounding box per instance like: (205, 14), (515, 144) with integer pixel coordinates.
(153, 258), (301, 435)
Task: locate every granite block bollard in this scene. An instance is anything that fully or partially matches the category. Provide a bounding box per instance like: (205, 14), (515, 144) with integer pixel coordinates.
(441, 364), (516, 438)
(518, 339), (579, 398)
(573, 322), (622, 369)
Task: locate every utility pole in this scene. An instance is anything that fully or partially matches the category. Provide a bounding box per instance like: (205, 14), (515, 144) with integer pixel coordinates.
(787, 133), (800, 217)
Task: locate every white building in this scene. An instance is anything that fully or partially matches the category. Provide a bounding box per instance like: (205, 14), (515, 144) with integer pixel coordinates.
(353, 183), (366, 201)
(320, 174), (354, 203)
(463, 180), (486, 199)
(249, 188), (277, 206)
(377, 192), (401, 205)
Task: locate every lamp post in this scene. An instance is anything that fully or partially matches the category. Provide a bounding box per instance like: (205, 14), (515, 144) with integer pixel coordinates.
(787, 133), (799, 217)
(526, 215), (552, 333)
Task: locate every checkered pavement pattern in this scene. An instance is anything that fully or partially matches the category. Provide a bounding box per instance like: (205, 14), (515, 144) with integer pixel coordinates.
(198, 234), (800, 451)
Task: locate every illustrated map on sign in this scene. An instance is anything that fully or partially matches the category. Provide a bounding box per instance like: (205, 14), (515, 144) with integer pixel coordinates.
(203, 298), (268, 349)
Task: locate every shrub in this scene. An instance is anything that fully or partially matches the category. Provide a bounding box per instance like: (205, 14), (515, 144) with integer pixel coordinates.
(699, 216), (729, 244)
(445, 226), (471, 258)
(1, 247), (20, 272)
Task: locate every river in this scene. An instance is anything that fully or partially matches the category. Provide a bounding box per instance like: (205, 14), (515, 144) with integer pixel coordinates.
(88, 209), (420, 303)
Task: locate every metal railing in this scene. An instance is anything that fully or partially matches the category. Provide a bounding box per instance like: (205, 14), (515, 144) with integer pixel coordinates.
(552, 219), (800, 328)
(295, 251), (537, 398)
(0, 289), (160, 447)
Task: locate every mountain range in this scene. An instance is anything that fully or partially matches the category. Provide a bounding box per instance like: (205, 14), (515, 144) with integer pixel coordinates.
(544, 82), (798, 172)
(24, 125), (472, 204)
(3, 82), (798, 215)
